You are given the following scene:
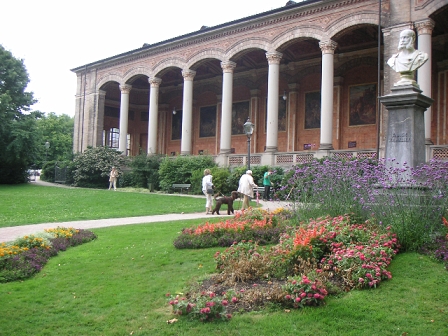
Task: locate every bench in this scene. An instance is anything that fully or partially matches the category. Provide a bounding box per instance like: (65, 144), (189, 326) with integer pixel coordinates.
(172, 183), (191, 194)
(254, 186), (265, 195)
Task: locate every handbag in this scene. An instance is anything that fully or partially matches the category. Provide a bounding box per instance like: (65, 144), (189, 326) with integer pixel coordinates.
(206, 188), (214, 195)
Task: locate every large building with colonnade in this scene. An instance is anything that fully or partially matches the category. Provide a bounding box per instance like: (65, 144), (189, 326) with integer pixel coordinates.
(71, 0), (448, 167)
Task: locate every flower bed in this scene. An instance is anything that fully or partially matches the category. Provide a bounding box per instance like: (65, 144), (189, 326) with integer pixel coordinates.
(173, 208), (293, 248)
(167, 214), (400, 322)
(0, 227), (97, 282)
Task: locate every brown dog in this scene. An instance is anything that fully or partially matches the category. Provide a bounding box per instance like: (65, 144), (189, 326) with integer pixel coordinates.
(212, 191), (239, 215)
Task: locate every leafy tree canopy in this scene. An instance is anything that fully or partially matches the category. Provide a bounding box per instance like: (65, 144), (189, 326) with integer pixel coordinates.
(0, 45), (39, 184)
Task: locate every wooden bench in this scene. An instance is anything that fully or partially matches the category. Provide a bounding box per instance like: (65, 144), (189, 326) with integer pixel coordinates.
(172, 183), (191, 194)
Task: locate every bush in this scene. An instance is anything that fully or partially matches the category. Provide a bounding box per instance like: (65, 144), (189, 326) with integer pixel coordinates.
(127, 153), (163, 190)
(278, 157), (448, 251)
(71, 146), (128, 188)
(158, 155), (217, 192)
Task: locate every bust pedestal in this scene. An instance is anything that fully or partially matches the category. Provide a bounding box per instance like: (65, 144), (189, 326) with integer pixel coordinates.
(380, 84), (433, 170)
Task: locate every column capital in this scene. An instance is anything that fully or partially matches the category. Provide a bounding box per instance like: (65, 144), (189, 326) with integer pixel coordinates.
(266, 51), (283, 65)
(182, 69), (196, 81)
(415, 18), (435, 36)
(148, 77), (162, 87)
(319, 40), (338, 54)
(119, 84), (132, 93)
(221, 61), (237, 73)
(98, 89), (107, 97)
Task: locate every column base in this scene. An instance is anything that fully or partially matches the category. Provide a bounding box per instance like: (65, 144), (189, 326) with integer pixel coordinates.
(219, 148), (232, 154)
(180, 151), (191, 155)
(264, 146), (278, 153)
(319, 143), (334, 150)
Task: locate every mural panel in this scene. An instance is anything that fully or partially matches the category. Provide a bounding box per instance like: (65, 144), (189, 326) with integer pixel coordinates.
(349, 83), (376, 126)
(231, 101), (250, 135)
(304, 91), (321, 129)
(199, 106), (217, 138)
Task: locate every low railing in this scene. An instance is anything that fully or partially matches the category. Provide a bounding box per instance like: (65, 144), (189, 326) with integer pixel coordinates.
(431, 145), (448, 161)
(221, 146), (448, 168)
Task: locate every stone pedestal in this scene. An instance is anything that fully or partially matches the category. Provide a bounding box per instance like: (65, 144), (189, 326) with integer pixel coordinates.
(380, 84), (433, 169)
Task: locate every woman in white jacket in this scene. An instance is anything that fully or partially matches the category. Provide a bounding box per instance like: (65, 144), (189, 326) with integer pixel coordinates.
(237, 170), (258, 210)
(202, 169), (214, 214)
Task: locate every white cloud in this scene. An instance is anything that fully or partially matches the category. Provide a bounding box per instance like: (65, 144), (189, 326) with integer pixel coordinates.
(2, 0), (285, 116)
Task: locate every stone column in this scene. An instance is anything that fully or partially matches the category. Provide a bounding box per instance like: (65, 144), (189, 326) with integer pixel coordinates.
(119, 84), (132, 154)
(181, 69), (196, 155)
(147, 77), (162, 155)
(265, 51), (282, 153)
(94, 90), (106, 146)
(319, 40), (337, 150)
(220, 61), (236, 154)
(415, 19), (435, 145)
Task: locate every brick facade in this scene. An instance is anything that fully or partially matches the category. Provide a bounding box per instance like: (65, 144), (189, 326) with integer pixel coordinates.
(71, 0), (448, 165)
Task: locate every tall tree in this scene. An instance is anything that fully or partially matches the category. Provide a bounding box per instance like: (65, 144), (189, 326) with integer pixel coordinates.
(0, 45), (39, 184)
(36, 112), (74, 166)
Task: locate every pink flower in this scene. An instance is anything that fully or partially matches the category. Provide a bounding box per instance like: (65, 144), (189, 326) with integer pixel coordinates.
(359, 278), (364, 283)
(209, 292), (216, 298)
(231, 297), (239, 303)
(221, 300), (229, 306)
(295, 297), (301, 302)
(285, 295), (291, 300)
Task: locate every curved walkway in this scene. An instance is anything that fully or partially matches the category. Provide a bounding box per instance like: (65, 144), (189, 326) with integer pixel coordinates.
(0, 179), (291, 243)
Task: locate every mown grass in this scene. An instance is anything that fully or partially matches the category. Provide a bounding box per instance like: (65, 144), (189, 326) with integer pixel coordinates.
(0, 184), (206, 227)
(1, 184), (447, 335)
(0, 220), (447, 335)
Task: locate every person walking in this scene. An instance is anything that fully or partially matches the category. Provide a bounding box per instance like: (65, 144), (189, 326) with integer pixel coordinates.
(202, 169), (214, 214)
(237, 170), (258, 210)
(262, 169), (273, 201)
(108, 167), (119, 191)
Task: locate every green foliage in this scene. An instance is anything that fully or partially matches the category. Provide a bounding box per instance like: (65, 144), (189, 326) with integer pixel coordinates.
(127, 153), (163, 189)
(0, 45), (39, 184)
(158, 155), (216, 192)
(71, 146), (128, 188)
(35, 112), (74, 167)
(190, 167), (232, 194)
(226, 166), (285, 196)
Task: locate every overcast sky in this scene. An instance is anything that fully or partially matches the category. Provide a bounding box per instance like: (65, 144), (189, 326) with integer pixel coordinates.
(2, 0), (291, 117)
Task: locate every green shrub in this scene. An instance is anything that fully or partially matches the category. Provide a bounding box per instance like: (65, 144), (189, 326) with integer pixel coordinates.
(158, 155), (216, 192)
(71, 146), (128, 188)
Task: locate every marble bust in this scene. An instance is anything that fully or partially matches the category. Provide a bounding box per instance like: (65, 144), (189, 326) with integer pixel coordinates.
(387, 29), (428, 86)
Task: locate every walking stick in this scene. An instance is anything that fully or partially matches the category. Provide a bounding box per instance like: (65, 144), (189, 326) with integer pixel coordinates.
(286, 187), (294, 201)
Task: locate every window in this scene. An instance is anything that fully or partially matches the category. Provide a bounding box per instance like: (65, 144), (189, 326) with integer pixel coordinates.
(109, 128), (119, 148)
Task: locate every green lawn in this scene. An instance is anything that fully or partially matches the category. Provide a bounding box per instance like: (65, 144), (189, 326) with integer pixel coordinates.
(0, 184), (447, 335)
(0, 184), (207, 227)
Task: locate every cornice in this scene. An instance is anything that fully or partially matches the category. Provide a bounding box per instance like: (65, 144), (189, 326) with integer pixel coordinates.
(72, 0), (373, 73)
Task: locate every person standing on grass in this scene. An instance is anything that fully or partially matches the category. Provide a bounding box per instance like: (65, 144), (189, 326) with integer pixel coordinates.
(108, 167), (118, 191)
(262, 169), (274, 201)
(237, 170), (258, 210)
(202, 169), (214, 214)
